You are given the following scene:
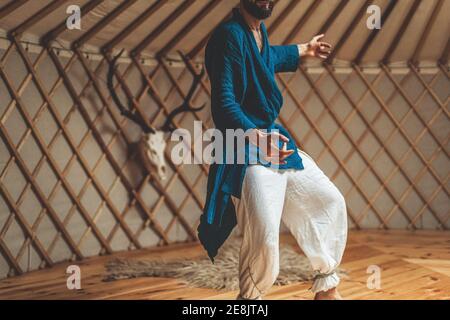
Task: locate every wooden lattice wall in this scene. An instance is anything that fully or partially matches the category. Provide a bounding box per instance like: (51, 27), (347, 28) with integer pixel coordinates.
(0, 42), (212, 277)
(0, 38), (448, 278)
(0, 0), (448, 278)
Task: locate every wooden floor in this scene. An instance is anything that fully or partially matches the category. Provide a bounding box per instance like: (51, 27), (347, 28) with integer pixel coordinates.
(0, 230), (449, 300)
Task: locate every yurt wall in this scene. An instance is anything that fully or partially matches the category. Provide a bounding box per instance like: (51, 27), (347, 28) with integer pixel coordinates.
(0, 0), (448, 279)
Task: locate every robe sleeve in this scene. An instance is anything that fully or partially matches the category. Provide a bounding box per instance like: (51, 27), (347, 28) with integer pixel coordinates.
(206, 28), (257, 131)
(270, 44), (301, 73)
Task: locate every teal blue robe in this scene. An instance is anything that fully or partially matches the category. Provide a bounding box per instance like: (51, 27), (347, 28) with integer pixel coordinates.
(197, 8), (304, 262)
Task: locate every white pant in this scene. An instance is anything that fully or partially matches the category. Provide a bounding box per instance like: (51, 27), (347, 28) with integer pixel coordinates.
(231, 149), (348, 298)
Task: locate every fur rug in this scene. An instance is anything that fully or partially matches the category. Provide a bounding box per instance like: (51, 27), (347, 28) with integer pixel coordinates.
(103, 237), (347, 291)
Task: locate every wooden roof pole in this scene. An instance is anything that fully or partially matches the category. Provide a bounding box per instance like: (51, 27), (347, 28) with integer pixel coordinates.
(326, 0), (371, 64)
(157, 0), (221, 58)
(280, 0), (321, 45)
(102, 0), (168, 53)
(315, 0), (349, 37)
(187, 12), (232, 60)
(0, 0), (28, 21)
(382, 0), (421, 64)
(73, 0), (137, 49)
(131, 0), (196, 57)
(10, 0), (67, 38)
(267, 0), (300, 36)
(410, 0), (445, 67)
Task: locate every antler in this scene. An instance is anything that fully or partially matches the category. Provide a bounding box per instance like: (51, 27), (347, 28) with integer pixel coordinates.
(161, 51), (206, 132)
(107, 49), (155, 134)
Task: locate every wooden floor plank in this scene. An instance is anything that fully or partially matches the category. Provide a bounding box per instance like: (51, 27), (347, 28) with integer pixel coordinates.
(405, 258), (450, 277)
(0, 230), (448, 300)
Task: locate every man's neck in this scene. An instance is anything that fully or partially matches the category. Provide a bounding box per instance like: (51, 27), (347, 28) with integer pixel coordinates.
(239, 6), (261, 31)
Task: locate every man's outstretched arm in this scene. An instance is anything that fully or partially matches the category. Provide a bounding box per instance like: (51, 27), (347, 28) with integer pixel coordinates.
(271, 34), (333, 73)
(297, 34), (332, 60)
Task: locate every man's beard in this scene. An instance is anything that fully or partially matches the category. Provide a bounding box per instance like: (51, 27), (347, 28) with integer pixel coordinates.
(242, 0), (275, 20)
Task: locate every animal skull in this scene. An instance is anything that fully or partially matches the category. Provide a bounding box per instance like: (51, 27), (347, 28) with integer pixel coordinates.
(138, 131), (167, 181)
(107, 49), (205, 181)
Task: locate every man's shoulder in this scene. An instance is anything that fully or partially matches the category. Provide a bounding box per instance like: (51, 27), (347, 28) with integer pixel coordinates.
(210, 20), (245, 45)
(204, 17), (245, 63)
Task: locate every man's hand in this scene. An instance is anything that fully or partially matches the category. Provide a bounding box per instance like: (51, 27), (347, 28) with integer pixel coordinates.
(300, 34), (332, 60)
(247, 129), (295, 165)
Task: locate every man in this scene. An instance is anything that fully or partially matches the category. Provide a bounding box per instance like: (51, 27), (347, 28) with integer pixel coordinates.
(197, 0), (348, 300)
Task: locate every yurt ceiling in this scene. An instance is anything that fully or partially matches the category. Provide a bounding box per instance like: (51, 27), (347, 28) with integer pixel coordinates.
(0, 0), (449, 67)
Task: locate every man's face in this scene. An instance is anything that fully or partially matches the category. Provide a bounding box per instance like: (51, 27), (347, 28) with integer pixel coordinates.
(242, 0), (276, 20)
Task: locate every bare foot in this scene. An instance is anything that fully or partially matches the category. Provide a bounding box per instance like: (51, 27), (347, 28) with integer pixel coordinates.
(314, 287), (343, 300)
